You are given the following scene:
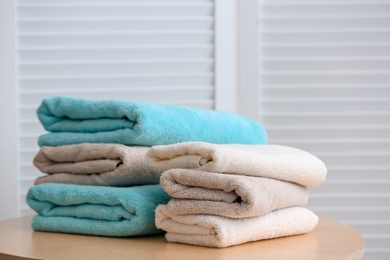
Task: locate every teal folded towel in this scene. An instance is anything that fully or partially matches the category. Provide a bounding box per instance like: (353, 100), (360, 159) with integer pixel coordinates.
(26, 183), (171, 237)
(37, 96), (267, 146)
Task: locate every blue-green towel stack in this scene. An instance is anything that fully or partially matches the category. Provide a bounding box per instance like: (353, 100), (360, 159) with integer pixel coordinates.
(26, 96), (267, 237)
(37, 96), (267, 147)
(27, 184), (171, 237)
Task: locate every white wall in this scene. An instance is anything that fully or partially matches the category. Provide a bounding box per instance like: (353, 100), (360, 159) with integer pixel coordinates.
(0, 0), (19, 221)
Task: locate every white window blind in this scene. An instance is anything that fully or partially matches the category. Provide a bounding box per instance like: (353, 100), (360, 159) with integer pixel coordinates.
(259, 0), (390, 259)
(16, 0), (218, 216)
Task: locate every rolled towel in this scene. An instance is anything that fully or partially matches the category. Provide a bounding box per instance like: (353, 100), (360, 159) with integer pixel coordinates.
(37, 96), (267, 147)
(26, 183), (171, 237)
(146, 142), (327, 188)
(33, 143), (162, 186)
(156, 205), (318, 248)
(160, 169), (308, 218)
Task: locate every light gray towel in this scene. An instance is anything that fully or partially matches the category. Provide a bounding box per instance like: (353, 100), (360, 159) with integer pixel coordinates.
(156, 206), (319, 248)
(34, 143), (162, 186)
(146, 142), (327, 188)
(160, 169), (308, 218)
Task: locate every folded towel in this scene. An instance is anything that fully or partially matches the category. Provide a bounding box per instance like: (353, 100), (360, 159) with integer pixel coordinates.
(37, 96), (267, 147)
(146, 142), (327, 188)
(160, 169), (308, 218)
(33, 143), (162, 186)
(26, 183), (171, 237)
(156, 206), (318, 248)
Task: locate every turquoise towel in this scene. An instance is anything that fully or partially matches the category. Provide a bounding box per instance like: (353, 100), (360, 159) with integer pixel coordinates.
(26, 183), (171, 237)
(37, 96), (267, 146)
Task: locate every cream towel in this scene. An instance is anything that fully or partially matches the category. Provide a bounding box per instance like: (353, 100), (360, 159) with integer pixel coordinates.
(146, 142), (327, 188)
(34, 143), (162, 186)
(156, 206), (318, 248)
(160, 169), (308, 218)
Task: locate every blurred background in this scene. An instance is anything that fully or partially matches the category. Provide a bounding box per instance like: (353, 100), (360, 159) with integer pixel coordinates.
(1, 0), (389, 259)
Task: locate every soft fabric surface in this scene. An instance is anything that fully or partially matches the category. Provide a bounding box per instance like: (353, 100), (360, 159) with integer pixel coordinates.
(26, 183), (171, 237)
(160, 169), (308, 218)
(36, 96), (267, 147)
(33, 143), (162, 186)
(156, 206), (318, 248)
(146, 142), (327, 188)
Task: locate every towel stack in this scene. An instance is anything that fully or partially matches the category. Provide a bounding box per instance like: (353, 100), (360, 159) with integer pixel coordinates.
(26, 96), (267, 237)
(145, 142), (327, 247)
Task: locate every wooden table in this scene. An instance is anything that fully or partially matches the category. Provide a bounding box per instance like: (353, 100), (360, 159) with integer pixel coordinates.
(0, 216), (364, 260)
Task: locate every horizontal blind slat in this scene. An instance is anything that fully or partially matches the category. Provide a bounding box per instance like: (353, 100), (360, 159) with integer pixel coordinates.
(17, 5), (214, 19)
(19, 45), (214, 62)
(18, 33), (214, 48)
(19, 60), (214, 76)
(18, 19), (214, 33)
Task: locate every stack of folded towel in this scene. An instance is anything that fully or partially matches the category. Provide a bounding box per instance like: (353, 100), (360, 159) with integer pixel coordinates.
(26, 96), (267, 237)
(145, 142), (327, 247)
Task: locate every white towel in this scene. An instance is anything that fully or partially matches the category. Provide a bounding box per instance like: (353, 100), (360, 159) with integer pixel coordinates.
(146, 142), (327, 188)
(156, 206), (319, 248)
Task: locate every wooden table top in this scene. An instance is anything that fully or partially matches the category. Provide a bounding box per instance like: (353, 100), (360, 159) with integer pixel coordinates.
(0, 216), (364, 260)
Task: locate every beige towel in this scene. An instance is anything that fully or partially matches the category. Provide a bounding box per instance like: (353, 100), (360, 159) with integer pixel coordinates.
(156, 206), (319, 248)
(160, 169), (308, 218)
(34, 143), (162, 186)
(146, 142), (327, 188)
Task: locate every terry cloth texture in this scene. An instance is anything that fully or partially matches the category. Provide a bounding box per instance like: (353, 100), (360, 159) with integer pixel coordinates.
(160, 169), (308, 218)
(26, 183), (171, 237)
(146, 142), (327, 188)
(155, 206), (319, 248)
(37, 96), (267, 147)
(33, 143), (162, 186)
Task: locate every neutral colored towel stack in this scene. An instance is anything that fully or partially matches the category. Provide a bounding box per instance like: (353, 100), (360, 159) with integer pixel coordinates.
(26, 96), (267, 237)
(146, 142), (327, 247)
